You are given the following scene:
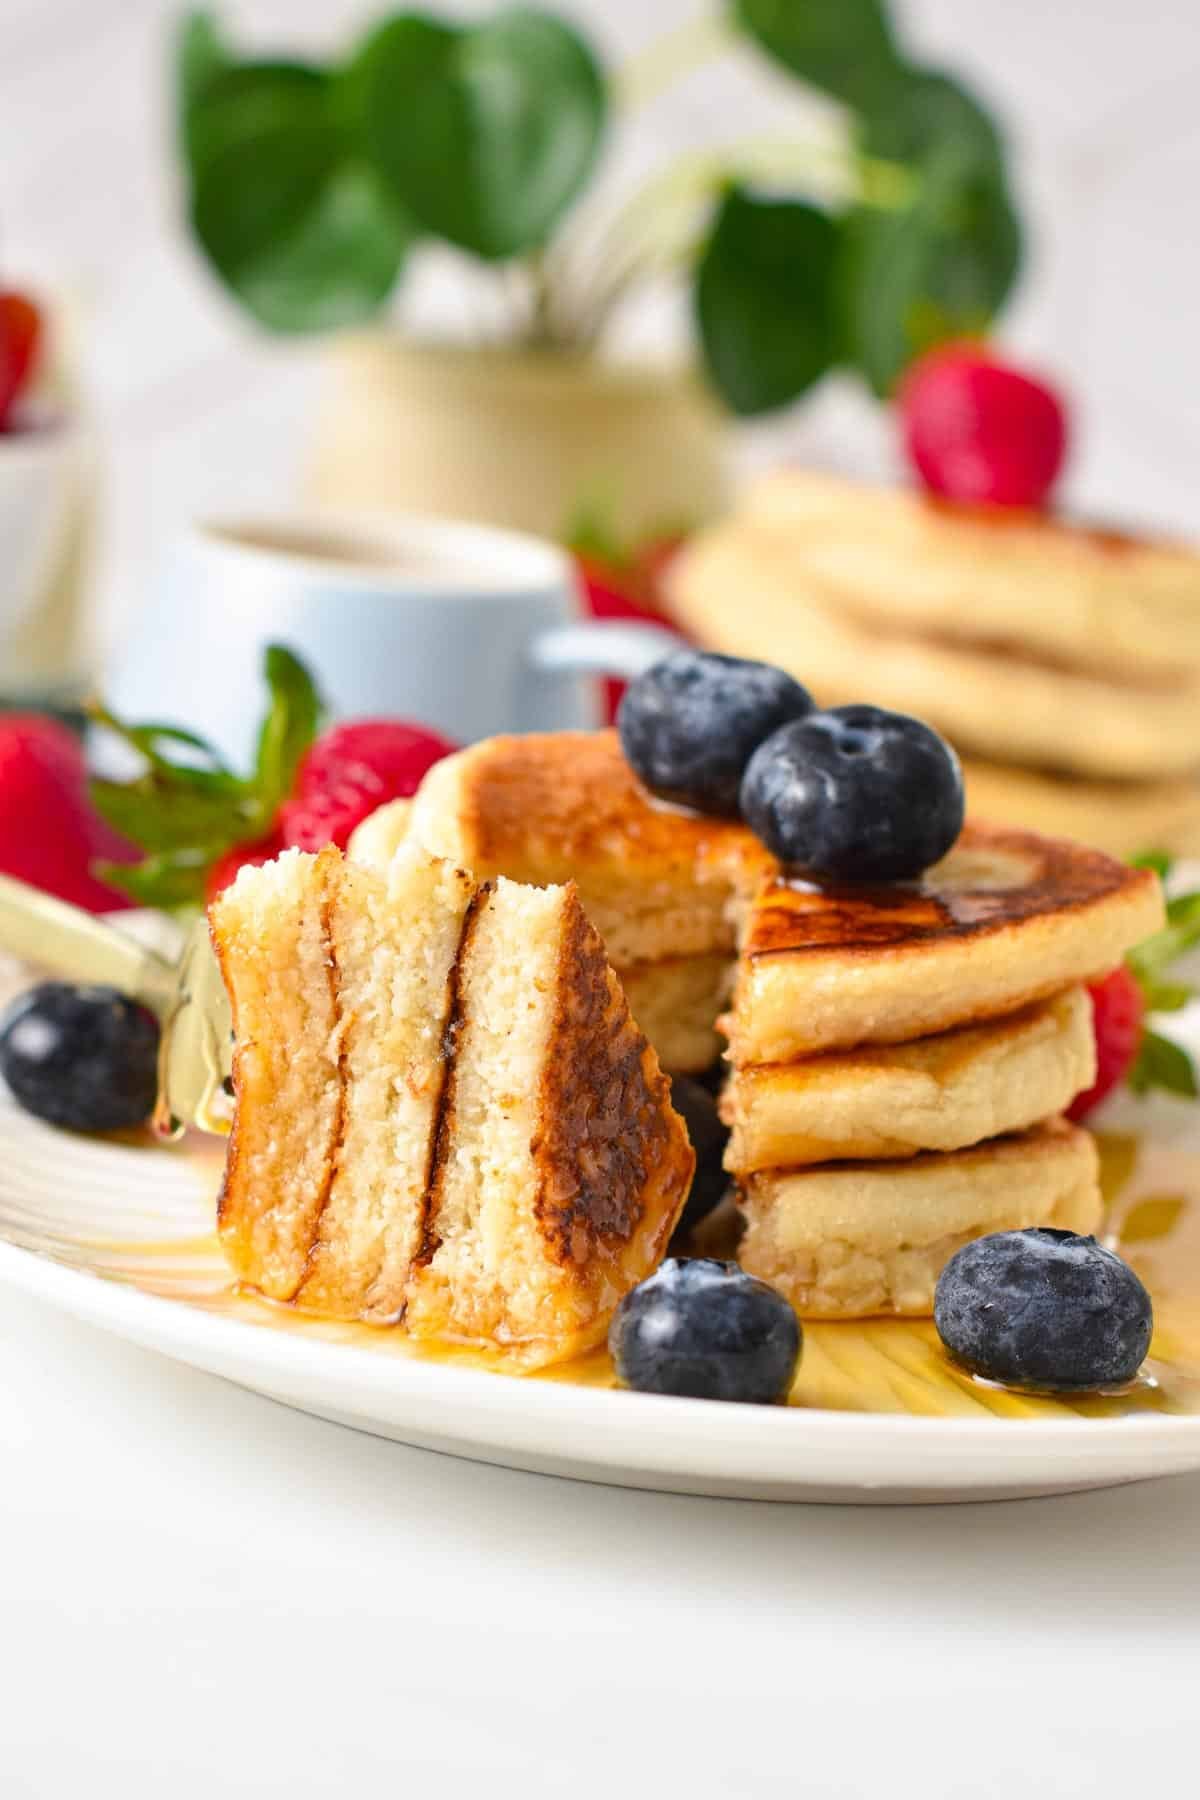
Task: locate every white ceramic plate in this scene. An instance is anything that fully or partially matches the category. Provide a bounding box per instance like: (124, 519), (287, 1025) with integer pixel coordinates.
(3, 930), (1200, 1505)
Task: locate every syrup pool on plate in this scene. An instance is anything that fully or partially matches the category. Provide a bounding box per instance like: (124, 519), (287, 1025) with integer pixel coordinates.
(46, 1125), (1200, 1420)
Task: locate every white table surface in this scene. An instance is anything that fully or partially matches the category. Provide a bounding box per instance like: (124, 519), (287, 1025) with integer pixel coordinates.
(1, 1282), (1195, 1797)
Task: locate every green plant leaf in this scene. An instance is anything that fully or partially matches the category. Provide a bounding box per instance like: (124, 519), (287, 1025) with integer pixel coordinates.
(1132, 850), (1173, 879)
(839, 70), (1021, 394)
(358, 8), (607, 261)
(1129, 1031), (1199, 1101)
(177, 9), (234, 128)
(858, 67), (1006, 168)
(185, 63), (411, 332)
(731, 0), (904, 110)
(696, 185), (839, 416)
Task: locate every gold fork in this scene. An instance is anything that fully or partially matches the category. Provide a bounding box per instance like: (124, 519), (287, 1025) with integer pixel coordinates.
(0, 873), (233, 1137)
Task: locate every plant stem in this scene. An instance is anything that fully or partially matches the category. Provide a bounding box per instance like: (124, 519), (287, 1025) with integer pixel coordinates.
(617, 9), (737, 112)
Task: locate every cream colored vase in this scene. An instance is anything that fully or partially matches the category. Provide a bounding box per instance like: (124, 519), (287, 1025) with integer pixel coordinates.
(306, 337), (730, 540)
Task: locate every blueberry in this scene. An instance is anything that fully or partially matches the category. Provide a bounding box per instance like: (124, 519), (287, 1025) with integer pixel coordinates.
(739, 704), (964, 882)
(668, 1074), (730, 1235)
(618, 650), (813, 816)
(610, 1258), (801, 1403)
(0, 982), (160, 1134)
(934, 1228), (1154, 1392)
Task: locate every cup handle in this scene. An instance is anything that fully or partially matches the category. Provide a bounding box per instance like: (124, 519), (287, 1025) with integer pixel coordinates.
(527, 618), (684, 682)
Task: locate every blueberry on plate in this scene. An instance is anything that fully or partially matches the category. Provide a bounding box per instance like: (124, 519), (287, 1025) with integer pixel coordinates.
(617, 650), (813, 817)
(0, 982), (160, 1134)
(668, 1074), (731, 1235)
(609, 1258), (801, 1403)
(934, 1228), (1154, 1392)
(739, 704), (964, 882)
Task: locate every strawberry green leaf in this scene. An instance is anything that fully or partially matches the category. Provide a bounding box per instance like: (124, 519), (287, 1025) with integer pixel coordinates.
(1138, 978), (1194, 1015)
(94, 850), (216, 911)
(1129, 1030), (1199, 1101)
(88, 644), (323, 908)
(89, 778), (255, 855)
(250, 645), (324, 830)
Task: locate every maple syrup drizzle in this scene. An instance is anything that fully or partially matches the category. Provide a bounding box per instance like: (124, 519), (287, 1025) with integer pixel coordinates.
(82, 1127), (1200, 1420)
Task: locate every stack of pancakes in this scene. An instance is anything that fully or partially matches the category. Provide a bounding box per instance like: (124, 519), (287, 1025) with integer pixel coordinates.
(722, 831), (1160, 1316)
(669, 472), (1200, 857)
(350, 731), (1163, 1319)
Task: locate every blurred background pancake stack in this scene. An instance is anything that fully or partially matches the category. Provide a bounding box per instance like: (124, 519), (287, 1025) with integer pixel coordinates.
(670, 472), (1200, 858)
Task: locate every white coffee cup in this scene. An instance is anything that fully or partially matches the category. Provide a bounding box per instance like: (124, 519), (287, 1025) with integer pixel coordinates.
(104, 512), (682, 766)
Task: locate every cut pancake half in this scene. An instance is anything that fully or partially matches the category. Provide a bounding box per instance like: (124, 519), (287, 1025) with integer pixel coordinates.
(404, 877), (693, 1354)
(726, 987), (1095, 1173)
(211, 846), (692, 1361)
(729, 820), (1163, 1064)
(737, 1120), (1101, 1319)
(295, 847), (478, 1321)
(210, 846), (343, 1302)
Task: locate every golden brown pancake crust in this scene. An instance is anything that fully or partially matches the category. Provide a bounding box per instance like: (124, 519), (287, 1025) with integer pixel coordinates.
(741, 821), (1157, 963)
(444, 728), (754, 886)
(531, 891), (687, 1277)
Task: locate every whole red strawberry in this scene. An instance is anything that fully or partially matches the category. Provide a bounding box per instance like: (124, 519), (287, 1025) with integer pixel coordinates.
(1068, 967), (1145, 1122)
(281, 719), (456, 854)
(900, 344), (1068, 509)
(0, 715), (137, 911)
(0, 292), (42, 429)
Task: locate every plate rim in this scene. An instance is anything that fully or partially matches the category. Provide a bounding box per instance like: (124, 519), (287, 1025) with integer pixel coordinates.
(2, 1228), (1197, 1458)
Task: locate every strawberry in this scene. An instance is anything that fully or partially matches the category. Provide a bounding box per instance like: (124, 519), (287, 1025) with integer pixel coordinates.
(204, 830), (286, 903)
(294, 720), (456, 806)
(1069, 853), (1200, 1121)
(280, 765), (386, 854)
(0, 292), (42, 429)
(280, 719), (456, 854)
(1068, 967), (1145, 1121)
(0, 714), (138, 912)
(899, 343), (1068, 509)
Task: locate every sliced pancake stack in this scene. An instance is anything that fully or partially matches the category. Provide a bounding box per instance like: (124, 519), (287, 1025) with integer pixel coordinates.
(669, 472), (1200, 857)
(210, 840), (692, 1363)
(351, 731), (1165, 1319)
(723, 825), (1162, 1316)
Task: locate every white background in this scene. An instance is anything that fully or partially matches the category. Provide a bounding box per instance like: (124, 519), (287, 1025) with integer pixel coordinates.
(3, 6), (1200, 1793)
(5, 0), (1200, 650)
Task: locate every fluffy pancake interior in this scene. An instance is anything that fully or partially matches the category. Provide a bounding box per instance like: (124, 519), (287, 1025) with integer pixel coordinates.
(405, 878), (559, 1345)
(212, 847), (341, 1302)
(295, 846), (478, 1322)
(737, 1121), (1101, 1319)
(725, 987), (1096, 1171)
(618, 951), (733, 1076)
